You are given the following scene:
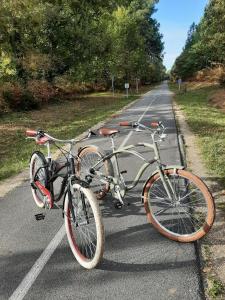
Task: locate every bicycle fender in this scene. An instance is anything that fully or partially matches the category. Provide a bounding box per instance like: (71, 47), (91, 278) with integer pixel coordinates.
(77, 144), (114, 179)
(151, 165), (185, 177)
(77, 145), (104, 157)
(141, 165), (185, 200)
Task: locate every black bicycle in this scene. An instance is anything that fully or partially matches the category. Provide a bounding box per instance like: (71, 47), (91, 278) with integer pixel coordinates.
(26, 129), (104, 269)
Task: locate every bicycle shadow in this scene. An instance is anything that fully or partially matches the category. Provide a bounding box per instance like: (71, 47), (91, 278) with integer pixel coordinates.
(96, 222), (197, 273)
(100, 187), (146, 219)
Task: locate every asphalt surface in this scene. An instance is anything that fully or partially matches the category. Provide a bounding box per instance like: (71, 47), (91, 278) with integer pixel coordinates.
(0, 82), (204, 300)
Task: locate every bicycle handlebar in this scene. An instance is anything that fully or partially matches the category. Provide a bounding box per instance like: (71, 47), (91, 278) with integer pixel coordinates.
(26, 129), (38, 137)
(119, 121), (161, 129)
(118, 120), (167, 142)
(25, 128), (90, 144)
(119, 121), (133, 127)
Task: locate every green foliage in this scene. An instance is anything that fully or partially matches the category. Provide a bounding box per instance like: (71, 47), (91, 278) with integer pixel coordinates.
(108, 1), (164, 84)
(0, 0), (164, 94)
(172, 0), (225, 80)
(171, 84), (225, 183)
(208, 278), (224, 299)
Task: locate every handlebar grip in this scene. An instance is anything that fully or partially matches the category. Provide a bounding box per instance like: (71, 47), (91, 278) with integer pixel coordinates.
(119, 121), (133, 127)
(26, 129), (37, 137)
(151, 122), (159, 128)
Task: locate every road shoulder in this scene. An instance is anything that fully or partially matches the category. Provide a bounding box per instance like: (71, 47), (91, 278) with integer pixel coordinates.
(173, 100), (225, 299)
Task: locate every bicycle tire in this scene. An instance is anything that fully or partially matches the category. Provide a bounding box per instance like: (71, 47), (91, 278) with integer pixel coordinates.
(64, 184), (104, 269)
(29, 151), (48, 208)
(77, 146), (114, 199)
(143, 169), (215, 242)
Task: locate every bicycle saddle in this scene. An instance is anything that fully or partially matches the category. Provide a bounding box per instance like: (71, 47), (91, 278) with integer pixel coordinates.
(99, 128), (119, 137)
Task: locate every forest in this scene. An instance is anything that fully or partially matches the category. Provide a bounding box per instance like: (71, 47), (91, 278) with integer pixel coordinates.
(0, 0), (165, 112)
(172, 0), (225, 82)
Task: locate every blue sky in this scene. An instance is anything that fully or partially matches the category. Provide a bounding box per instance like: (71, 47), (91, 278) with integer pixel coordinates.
(154, 0), (209, 70)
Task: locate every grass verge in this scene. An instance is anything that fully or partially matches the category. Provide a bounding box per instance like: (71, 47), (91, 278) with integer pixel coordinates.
(0, 86), (152, 181)
(170, 83), (225, 185)
(202, 244), (225, 299)
(170, 82), (225, 299)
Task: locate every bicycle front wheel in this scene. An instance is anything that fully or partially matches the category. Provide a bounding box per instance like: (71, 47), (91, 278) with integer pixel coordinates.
(143, 169), (215, 242)
(77, 146), (114, 199)
(64, 184), (104, 269)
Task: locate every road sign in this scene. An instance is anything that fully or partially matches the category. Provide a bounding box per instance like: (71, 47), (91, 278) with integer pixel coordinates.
(125, 83), (129, 89)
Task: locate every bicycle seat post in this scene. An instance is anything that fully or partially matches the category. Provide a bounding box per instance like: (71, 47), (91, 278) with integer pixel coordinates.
(110, 136), (116, 151)
(46, 141), (51, 161)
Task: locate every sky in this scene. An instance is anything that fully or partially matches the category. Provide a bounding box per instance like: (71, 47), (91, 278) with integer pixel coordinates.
(154, 0), (209, 70)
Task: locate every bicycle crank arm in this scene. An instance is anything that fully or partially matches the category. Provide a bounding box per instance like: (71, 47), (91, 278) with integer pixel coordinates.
(35, 213), (45, 221)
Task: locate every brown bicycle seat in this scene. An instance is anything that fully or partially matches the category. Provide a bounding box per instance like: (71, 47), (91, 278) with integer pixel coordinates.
(99, 127), (119, 137)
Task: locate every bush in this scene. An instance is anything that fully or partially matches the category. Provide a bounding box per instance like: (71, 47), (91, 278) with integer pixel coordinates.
(2, 85), (38, 111)
(219, 69), (225, 86)
(27, 80), (57, 103)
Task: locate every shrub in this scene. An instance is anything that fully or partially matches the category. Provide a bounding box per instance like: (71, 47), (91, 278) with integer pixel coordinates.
(219, 70), (225, 86)
(2, 85), (38, 111)
(27, 80), (57, 103)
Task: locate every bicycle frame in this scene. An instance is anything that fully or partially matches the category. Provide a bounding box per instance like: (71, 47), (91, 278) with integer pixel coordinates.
(88, 135), (183, 201)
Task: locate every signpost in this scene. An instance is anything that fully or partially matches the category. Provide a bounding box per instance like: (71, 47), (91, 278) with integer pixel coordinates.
(111, 75), (115, 97)
(125, 83), (129, 98)
(178, 78), (182, 91)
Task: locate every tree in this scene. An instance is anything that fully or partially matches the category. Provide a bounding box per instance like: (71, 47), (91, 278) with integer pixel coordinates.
(172, 0), (225, 80)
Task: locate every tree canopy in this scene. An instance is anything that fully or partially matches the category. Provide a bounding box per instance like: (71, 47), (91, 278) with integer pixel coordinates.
(0, 0), (165, 87)
(172, 0), (225, 80)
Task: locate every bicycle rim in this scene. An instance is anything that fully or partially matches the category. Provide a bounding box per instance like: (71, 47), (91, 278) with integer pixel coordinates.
(144, 169), (215, 242)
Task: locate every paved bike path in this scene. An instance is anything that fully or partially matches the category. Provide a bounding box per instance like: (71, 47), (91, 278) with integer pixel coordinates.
(0, 82), (204, 299)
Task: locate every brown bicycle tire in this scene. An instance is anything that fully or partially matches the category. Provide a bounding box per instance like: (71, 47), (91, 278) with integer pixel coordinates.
(77, 146), (114, 199)
(143, 169), (215, 242)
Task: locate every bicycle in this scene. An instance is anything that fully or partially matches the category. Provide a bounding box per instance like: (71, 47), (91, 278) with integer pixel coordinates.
(77, 121), (215, 242)
(26, 129), (104, 269)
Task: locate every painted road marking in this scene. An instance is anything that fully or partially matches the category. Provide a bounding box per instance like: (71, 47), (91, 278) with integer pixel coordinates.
(9, 225), (65, 300)
(119, 96), (157, 148)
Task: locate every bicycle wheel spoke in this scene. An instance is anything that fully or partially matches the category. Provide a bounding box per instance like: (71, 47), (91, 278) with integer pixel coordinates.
(68, 189), (99, 260)
(145, 170), (213, 239)
(154, 206), (173, 216)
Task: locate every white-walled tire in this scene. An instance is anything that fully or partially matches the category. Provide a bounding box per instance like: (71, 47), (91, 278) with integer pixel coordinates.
(29, 151), (48, 208)
(64, 184), (104, 269)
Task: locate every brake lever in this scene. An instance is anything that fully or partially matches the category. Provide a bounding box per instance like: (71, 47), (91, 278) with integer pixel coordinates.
(135, 127), (144, 132)
(87, 129), (97, 138)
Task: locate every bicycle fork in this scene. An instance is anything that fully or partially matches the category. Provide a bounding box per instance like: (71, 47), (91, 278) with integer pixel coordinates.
(157, 167), (178, 202)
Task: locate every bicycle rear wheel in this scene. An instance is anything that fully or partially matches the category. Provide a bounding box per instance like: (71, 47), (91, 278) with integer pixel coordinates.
(29, 151), (48, 208)
(64, 184), (104, 269)
(77, 146), (113, 199)
(143, 169), (215, 242)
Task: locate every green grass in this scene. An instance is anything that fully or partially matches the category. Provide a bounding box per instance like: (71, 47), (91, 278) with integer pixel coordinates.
(0, 87), (152, 181)
(208, 278), (224, 299)
(202, 244), (225, 299)
(170, 83), (225, 184)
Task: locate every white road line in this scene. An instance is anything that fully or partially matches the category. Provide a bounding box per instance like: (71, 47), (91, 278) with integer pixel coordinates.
(9, 91), (157, 300)
(9, 225), (65, 300)
(119, 96), (157, 148)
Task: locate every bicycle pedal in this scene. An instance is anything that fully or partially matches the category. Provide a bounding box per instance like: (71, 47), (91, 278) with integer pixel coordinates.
(120, 170), (127, 175)
(35, 213), (45, 221)
(114, 202), (123, 209)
